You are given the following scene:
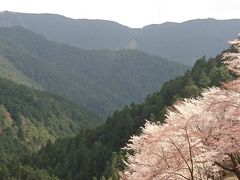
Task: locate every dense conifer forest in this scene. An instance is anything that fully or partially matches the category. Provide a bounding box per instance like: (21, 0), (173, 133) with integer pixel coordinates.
(0, 53), (231, 179)
(0, 26), (187, 117)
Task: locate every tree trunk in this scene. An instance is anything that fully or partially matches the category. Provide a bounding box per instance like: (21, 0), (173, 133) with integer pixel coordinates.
(232, 169), (240, 180)
(229, 154), (240, 179)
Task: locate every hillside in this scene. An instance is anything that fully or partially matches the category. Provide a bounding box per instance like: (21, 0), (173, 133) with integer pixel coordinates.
(0, 55), (40, 89)
(0, 26), (187, 117)
(121, 38), (240, 179)
(19, 50), (234, 179)
(138, 19), (240, 64)
(0, 76), (98, 178)
(0, 11), (134, 49)
(0, 11), (240, 65)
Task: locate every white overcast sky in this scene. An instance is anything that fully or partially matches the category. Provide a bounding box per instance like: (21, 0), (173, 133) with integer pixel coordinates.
(0, 0), (240, 28)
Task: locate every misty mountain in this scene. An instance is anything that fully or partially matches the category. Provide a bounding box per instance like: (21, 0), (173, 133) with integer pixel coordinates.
(0, 11), (134, 49)
(0, 11), (240, 65)
(0, 26), (187, 117)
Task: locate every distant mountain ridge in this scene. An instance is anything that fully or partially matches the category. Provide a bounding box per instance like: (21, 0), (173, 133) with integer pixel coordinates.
(0, 11), (240, 65)
(0, 11), (134, 49)
(0, 26), (187, 117)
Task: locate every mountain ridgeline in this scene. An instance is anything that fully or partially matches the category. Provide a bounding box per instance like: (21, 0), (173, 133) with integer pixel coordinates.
(0, 11), (240, 64)
(19, 53), (234, 179)
(0, 11), (238, 180)
(0, 26), (187, 117)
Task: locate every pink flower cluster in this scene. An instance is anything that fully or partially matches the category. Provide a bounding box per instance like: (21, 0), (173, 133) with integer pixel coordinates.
(121, 37), (240, 179)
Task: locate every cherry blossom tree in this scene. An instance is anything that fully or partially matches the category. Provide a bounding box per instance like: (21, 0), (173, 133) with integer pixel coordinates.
(121, 37), (240, 180)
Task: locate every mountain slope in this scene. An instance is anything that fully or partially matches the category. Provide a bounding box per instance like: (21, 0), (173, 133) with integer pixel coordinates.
(0, 11), (134, 49)
(0, 11), (240, 65)
(0, 76), (98, 170)
(0, 26), (187, 117)
(21, 52), (234, 179)
(138, 19), (240, 64)
(0, 55), (40, 88)
(0, 77), (98, 136)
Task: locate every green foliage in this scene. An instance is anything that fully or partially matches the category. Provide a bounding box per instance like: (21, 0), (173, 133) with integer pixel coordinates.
(19, 116), (54, 150)
(0, 161), (58, 180)
(22, 55), (233, 179)
(0, 105), (12, 130)
(0, 55), (40, 89)
(0, 128), (30, 163)
(0, 77), (98, 138)
(104, 152), (125, 180)
(0, 77), (99, 179)
(181, 77), (200, 98)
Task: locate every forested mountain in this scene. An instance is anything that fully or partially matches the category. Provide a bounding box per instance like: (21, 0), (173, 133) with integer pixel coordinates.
(0, 26), (187, 117)
(0, 76), (99, 179)
(0, 11), (134, 49)
(18, 51), (234, 179)
(122, 38), (240, 179)
(0, 11), (238, 180)
(0, 56), (40, 89)
(0, 11), (240, 64)
(138, 19), (240, 65)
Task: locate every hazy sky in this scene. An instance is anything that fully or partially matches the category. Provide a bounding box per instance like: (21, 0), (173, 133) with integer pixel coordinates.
(0, 0), (240, 28)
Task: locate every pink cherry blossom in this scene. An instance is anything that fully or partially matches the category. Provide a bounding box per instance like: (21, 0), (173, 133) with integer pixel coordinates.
(121, 36), (240, 179)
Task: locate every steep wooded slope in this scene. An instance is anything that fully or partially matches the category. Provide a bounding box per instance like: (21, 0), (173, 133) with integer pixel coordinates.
(22, 53), (233, 179)
(0, 76), (98, 175)
(0, 26), (187, 117)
